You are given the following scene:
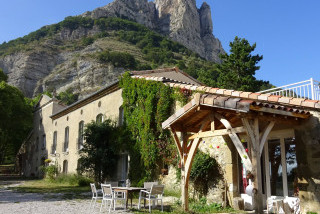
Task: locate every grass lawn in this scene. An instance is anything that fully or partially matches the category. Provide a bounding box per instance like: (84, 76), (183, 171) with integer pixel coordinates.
(9, 179), (90, 194)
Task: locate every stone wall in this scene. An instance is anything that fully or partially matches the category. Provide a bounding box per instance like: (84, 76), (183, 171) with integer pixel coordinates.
(161, 135), (240, 205)
(295, 110), (320, 213)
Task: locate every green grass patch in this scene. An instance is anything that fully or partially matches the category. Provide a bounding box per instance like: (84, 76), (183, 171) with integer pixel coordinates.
(9, 175), (91, 194)
(164, 188), (181, 198)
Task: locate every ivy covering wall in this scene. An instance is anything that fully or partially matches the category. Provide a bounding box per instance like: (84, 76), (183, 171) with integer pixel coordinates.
(119, 72), (177, 184)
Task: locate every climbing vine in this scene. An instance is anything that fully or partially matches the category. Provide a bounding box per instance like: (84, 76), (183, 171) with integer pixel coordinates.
(119, 72), (176, 183)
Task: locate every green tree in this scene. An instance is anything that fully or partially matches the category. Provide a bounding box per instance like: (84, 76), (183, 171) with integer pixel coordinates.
(0, 69), (8, 82)
(216, 36), (268, 92)
(57, 88), (78, 105)
(0, 80), (32, 164)
(78, 119), (129, 183)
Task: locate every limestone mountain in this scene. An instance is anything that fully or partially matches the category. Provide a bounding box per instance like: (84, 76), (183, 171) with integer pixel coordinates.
(84, 0), (224, 62)
(0, 0), (224, 98)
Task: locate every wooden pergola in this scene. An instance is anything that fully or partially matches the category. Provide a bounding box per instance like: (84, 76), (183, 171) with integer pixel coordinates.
(162, 93), (310, 213)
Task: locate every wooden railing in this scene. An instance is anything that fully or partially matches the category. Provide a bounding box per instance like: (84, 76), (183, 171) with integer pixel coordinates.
(259, 78), (320, 100)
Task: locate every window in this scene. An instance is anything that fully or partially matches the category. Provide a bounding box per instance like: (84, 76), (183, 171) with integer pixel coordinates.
(52, 131), (57, 154)
(78, 121), (84, 150)
(36, 137), (39, 152)
(63, 160), (68, 174)
(96, 114), (103, 124)
(118, 106), (124, 126)
(39, 118), (42, 130)
(64, 127), (69, 152)
(42, 135), (46, 149)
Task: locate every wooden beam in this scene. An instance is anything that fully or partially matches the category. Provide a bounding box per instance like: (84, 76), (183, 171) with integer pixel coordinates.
(259, 121), (275, 155)
(188, 126), (246, 140)
(242, 118), (257, 151)
(214, 113), (252, 171)
(210, 114), (216, 131)
(169, 127), (183, 159)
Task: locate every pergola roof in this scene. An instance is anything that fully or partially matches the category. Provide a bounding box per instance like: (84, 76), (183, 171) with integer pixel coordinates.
(162, 93), (311, 132)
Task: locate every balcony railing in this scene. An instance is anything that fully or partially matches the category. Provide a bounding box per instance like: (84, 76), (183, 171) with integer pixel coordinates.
(259, 78), (320, 100)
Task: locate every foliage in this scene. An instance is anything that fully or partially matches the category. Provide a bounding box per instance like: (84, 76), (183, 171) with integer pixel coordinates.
(26, 91), (52, 107)
(0, 81), (32, 164)
(40, 164), (58, 180)
(189, 150), (223, 197)
(98, 50), (137, 69)
(56, 88), (78, 105)
(216, 36), (269, 92)
(120, 72), (176, 183)
(190, 197), (235, 213)
(0, 69), (8, 82)
(78, 119), (129, 183)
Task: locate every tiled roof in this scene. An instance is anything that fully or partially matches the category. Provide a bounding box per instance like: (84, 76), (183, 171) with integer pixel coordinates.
(131, 67), (204, 86)
(138, 78), (320, 110)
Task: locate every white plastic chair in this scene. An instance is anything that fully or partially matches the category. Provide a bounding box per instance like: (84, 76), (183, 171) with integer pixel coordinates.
(138, 184), (164, 212)
(103, 182), (126, 211)
(90, 183), (103, 210)
(144, 181), (159, 191)
(100, 184), (114, 213)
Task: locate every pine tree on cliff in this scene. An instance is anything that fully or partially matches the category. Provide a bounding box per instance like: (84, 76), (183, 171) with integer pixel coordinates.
(217, 36), (268, 92)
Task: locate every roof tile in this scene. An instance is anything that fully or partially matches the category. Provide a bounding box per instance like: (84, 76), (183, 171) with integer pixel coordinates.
(216, 89), (226, 95)
(209, 88), (219, 94)
(268, 95), (281, 102)
(204, 87), (212, 93)
(224, 89), (234, 96)
(225, 98), (241, 109)
(203, 96), (215, 105)
(178, 84), (185, 89)
(249, 93), (261, 99)
(301, 100), (318, 108)
(314, 102), (320, 109)
(239, 92), (252, 98)
(191, 86), (198, 91)
(278, 97), (292, 104)
(197, 86), (206, 92)
(231, 91), (241, 97)
(236, 100), (252, 111)
(214, 96), (229, 107)
(185, 85), (192, 90)
(290, 98), (305, 106)
(257, 94), (270, 101)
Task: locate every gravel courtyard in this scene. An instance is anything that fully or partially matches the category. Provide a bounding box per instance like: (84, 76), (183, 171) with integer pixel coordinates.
(0, 180), (134, 214)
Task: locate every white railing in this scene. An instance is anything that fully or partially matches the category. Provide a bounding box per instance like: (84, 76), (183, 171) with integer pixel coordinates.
(259, 78), (320, 100)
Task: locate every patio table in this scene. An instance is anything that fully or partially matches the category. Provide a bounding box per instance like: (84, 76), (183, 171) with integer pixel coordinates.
(112, 187), (146, 208)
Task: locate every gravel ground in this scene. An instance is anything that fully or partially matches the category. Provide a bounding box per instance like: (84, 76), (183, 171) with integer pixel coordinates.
(0, 181), (134, 214)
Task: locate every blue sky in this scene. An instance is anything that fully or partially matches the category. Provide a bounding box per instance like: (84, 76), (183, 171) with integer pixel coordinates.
(1, 0), (319, 86)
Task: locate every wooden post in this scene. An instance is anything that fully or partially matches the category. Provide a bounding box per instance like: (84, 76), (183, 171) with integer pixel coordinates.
(242, 118), (263, 214)
(180, 131), (188, 211)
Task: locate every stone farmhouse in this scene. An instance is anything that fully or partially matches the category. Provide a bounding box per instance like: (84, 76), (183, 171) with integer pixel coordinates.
(18, 68), (320, 213)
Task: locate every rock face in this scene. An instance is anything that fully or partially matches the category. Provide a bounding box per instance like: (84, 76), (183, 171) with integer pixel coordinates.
(86, 0), (224, 62)
(0, 0), (225, 97)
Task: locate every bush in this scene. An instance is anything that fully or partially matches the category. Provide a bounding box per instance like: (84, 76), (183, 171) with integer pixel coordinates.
(98, 50), (137, 69)
(41, 165), (58, 180)
(189, 150), (223, 197)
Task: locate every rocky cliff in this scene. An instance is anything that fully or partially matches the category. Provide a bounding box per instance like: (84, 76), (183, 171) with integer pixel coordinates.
(0, 0), (224, 98)
(84, 0), (224, 62)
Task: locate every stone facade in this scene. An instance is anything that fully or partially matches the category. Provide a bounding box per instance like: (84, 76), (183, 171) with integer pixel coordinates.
(21, 87), (125, 179)
(295, 110), (320, 213)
